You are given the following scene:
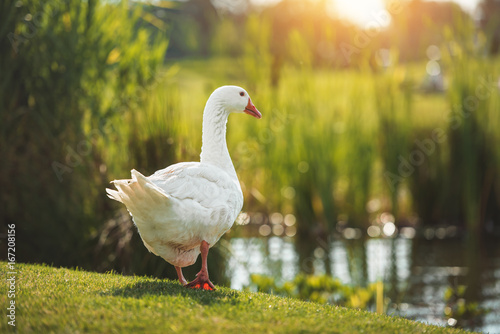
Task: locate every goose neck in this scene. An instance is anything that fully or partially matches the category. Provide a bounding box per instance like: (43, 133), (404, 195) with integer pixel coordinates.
(200, 101), (236, 177)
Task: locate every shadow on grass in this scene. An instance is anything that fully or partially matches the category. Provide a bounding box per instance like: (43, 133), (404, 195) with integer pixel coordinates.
(103, 279), (241, 306)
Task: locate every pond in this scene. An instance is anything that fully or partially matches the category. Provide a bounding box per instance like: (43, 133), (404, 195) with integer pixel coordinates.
(223, 232), (500, 333)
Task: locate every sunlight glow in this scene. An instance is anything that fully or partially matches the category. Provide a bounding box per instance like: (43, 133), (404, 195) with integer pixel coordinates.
(331, 0), (388, 26)
(331, 0), (480, 26)
(251, 0), (481, 27)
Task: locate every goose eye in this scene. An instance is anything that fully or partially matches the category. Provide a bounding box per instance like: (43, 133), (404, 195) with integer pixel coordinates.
(239, 92), (245, 97)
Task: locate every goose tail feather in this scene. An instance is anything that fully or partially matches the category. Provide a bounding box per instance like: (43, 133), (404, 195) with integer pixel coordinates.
(106, 169), (171, 217)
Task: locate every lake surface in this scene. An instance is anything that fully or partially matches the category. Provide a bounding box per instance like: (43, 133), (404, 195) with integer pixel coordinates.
(225, 234), (500, 333)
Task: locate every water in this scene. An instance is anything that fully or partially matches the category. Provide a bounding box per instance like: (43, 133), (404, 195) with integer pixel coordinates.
(225, 235), (500, 333)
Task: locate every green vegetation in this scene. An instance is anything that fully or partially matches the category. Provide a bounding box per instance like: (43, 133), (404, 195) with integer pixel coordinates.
(0, 262), (476, 333)
(248, 273), (379, 310)
(1, 0), (168, 273)
(444, 285), (490, 329)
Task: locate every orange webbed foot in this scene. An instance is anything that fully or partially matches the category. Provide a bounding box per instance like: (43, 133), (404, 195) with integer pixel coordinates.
(185, 272), (215, 291)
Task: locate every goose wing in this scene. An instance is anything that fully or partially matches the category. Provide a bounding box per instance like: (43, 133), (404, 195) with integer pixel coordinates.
(106, 162), (242, 266)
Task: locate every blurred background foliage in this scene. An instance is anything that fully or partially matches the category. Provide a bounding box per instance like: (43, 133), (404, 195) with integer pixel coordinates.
(1, 0), (500, 306)
(247, 273), (379, 310)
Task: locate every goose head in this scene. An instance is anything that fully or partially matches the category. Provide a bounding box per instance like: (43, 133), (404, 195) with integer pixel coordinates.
(210, 85), (262, 119)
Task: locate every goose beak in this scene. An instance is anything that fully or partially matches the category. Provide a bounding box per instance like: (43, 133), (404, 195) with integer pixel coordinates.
(244, 98), (262, 119)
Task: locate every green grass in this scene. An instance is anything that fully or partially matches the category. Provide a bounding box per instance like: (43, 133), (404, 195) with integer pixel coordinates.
(0, 262), (475, 333)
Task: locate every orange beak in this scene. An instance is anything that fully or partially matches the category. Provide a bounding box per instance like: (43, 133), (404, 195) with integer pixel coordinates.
(244, 98), (262, 119)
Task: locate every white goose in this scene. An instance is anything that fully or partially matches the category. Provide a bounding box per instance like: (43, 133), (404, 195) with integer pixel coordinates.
(106, 86), (261, 290)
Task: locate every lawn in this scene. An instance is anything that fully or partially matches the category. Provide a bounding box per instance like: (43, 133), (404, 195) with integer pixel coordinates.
(0, 262), (475, 333)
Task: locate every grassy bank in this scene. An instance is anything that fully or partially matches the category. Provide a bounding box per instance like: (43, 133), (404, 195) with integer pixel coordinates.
(0, 262), (475, 333)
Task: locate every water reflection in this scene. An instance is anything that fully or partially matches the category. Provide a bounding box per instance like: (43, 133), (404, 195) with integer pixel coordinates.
(228, 237), (298, 290)
(226, 236), (500, 332)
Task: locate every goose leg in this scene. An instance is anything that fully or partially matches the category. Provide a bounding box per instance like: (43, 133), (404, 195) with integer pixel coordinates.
(185, 240), (215, 291)
(175, 266), (187, 285)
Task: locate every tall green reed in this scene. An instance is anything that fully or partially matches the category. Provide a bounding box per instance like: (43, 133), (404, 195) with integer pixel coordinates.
(0, 0), (167, 268)
(374, 62), (414, 218)
(444, 55), (500, 234)
(407, 17), (500, 233)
